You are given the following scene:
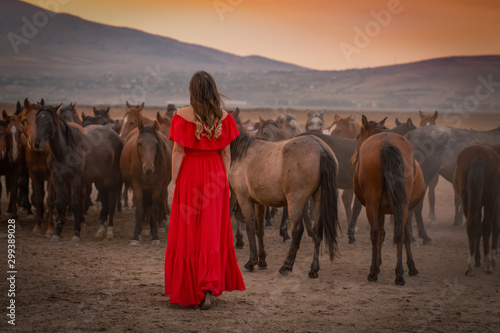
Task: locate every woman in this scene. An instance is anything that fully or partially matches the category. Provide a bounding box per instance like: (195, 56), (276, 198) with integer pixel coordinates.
(164, 71), (245, 309)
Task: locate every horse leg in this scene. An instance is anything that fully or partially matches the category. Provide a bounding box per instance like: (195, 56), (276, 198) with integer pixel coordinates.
(131, 185), (143, 244)
(46, 179), (56, 237)
(366, 204), (380, 282)
(279, 201), (305, 276)
(427, 174), (439, 224)
(347, 197), (363, 244)
(235, 203), (245, 249)
(31, 178), (44, 235)
(51, 176), (67, 242)
(404, 212), (420, 277)
(492, 197), (499, 268)
(377, 213), (386, 277)
(122, 182), (129, 209)
(239, 198), (258, 271)
(280, 207), (291, 243)
(265, 206), (273, 230)
(302, 199), (314, 238)
(95, 187), (108, 238)
(7, 169), (20, 222)
(395, 209), (409, 286)
(69, 177), (82, 242)
(482, 200), (494, 273)
(342, 189), (353, 226)
(255, 204), (267, 268)
(106, 183), (119, 240)
(150, 194), (161, 245)
(157, 184), (168, 233)
(309, 191), (322, 278)
(414, 200), (432, 245)
(142, 190), (152, 237)
(453, 193), (464, 227)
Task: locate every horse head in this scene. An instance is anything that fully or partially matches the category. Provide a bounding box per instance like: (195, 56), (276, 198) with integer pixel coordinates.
(33, 103), (62, 151)
(328, 114), (361, 138)
(137, 120), (161, 175)
(275, 113), (302, 136)
(419, 110), (438, 126)
(120, 101), (145, 141)
(19, 98), (42, 149)
(351, 115), (388, 166)
(256, 116), (285, 142)
(3, 111), (25, 163)
(0, 113), (8, 161)
(59, 102), (80, 124)
(392, 117), (416, 136)
(305, 110), (324, 133)
(93, 106), (111, 123)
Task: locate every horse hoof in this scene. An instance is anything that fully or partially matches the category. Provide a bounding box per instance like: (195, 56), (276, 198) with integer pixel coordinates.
(244, 262), (255, 272)
(235, 242), (245, 249)
(411, 241), (419, 248)
(70, 236), (81, 243)
(423, 238), (433, 246)
(349, 240), (357, 245)
(308, 270), (319, 279)
(265, 226), (274, 231)
(283, 238), (292, 244)
(279, 266), (291, 276)
(465, 270), (474, 277)
(409, 269), (420, 277)
(107, 234), (114, 240)
(51, 235), (61, 243)
(485, 268), (493, 275)
(158, 228), (167, 233)
(95, 232), (104, 238)
(45, 230), (54, 238)
(32, 229), (42, 236)
(152, 240), (161, 245)
(367, 273), (378, 282)
(395, 277), (406, 286)
(258, 259), (267, 268)
(130, 240), (140, 245)
(143, 229), (151, 236)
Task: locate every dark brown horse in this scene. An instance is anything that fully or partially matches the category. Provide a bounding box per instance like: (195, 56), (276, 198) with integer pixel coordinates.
(19, 98), (56, 236)
(453, 145), (499, 276)
(59, 103), (82, 125)
(34, 104), (123, 242)
(120, 121), (171, 244)
(229, 133), (339, 278)
(352, 115), (425, 285)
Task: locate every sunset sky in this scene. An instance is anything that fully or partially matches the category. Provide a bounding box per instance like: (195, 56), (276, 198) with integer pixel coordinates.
(22, 0), (500, 70)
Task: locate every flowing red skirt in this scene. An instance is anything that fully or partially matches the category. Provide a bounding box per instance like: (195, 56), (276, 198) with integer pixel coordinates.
(164, 149), (245, 306)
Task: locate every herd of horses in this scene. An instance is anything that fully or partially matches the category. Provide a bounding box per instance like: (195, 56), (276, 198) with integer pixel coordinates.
(0, 100), (499, 285)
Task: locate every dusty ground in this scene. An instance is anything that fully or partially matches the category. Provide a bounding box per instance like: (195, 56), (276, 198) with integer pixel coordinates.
(1, 109), (499, 332)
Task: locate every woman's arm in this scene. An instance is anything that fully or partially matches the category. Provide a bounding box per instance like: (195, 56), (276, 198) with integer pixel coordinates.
(171, 142), (185, 185)
(221, 144), (231, 175)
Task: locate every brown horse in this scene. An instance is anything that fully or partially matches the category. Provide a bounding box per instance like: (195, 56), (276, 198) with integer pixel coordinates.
(59, 103), (82, 125)
(119, 101), (153, 141)
(328, 114), (361, 138)
(229, 133), (339, 278)
(453, 145), (499, 276)
(19, 98), (56, 236)
(419, 110), (438, 126)
(352, 115), (425, 285)
(305, 110), (324, 133)
(120, 121), (171, 244)
(34, 103), (123, 242)
(275, 113), (302, 137)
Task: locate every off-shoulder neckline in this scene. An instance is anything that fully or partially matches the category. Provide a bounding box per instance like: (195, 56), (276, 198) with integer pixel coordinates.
(174, 112), (229, 124)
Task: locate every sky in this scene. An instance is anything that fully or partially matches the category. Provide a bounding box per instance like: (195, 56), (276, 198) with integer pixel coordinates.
(22, 0), (500, 70)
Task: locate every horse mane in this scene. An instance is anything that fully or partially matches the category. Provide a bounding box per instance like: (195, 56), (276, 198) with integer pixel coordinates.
(351, 121), (389, 167)
(230, 134), (266, 163)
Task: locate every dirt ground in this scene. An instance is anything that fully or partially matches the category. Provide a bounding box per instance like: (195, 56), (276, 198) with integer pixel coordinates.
(1, 109), (499, 332)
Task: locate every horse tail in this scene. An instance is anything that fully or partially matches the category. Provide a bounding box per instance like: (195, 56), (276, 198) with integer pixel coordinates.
(318, 147), (339, 260)
(466, 157), (484, 227)
(380, 143), (407, 245)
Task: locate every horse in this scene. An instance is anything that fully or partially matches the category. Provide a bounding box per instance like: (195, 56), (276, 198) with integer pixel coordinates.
(393, 118), (416, 136)
(93, 106), (111, 123)
(59, 103), (82, 125)
(0, 113), (23, 224)
(419, 110), (438, 126)
(82, 112), (108, 127)
(119, 101), (153, 141)
(405, 125), (500, 244)
(229, 133), (340, 278)
(352, 115), (425, 285)
(120, 120), (171, 245)
(453, 145), (499, 276)
(33, 103), (123, 242)
(19, 98), (57, 236)
(328, 114), (361, 138)
(275, 113), (302, 137)
(305, 110), (324, 133)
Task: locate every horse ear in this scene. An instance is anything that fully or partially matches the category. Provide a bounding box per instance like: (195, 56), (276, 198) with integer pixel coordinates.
(307, 109), (312, 117)
(395, 118), (401, 126)
(2, 110), (8, 121)
(233, 107), (240, 117)
(40, 98), (45, 106)
(126, 101), (131, 108)
(138, 119), (144, 132)
(408, 118), (415, 128)
(81, 112), (87, 121)
(54, 103), (63, 114)
(259, 116), (266, 125)
(93, 107), (97, 112)
(419, 110), (424, 118)
(346, 114), (353, 121)
(139, 102), (145, 111)
(433, 110), (438, 120)
(106, 107), (110, 113)
(156, 112), (163, 124)
(379, 117), (387, 125)
(320, 110), (324, 116)
(16, 101), (22, 114)
(361, 114), (368, 127)
(334, 113), (340, 119)
(152, 120), (159, 131)
(24, 98), (30, 109)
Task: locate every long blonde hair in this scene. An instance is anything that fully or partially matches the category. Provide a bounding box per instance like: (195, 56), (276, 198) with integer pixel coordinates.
(189, 71), (224, 140)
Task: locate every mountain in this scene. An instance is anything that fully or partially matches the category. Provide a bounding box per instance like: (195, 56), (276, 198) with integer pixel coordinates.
(0, 0), (499, 111)
(0, 0), (305, 75)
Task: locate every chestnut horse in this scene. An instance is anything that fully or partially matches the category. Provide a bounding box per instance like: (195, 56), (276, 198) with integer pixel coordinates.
(120, 121), (171, 244)
(34, 104), (123, 242)
(19, 98), (56, 236)
(328, 114), (361, 138)
(119, 101), (153, 141)
(419, 110), (438, 126)
(352, 115), (425, 285)
(453, 145), (499, 276)
(229, 133), (339, 278)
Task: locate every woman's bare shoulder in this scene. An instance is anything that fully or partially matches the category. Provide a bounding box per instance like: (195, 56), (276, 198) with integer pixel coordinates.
(176, 106), (195, 122)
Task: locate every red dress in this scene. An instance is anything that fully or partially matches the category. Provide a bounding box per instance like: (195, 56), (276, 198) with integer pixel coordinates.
(164, 114), (246, 306)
